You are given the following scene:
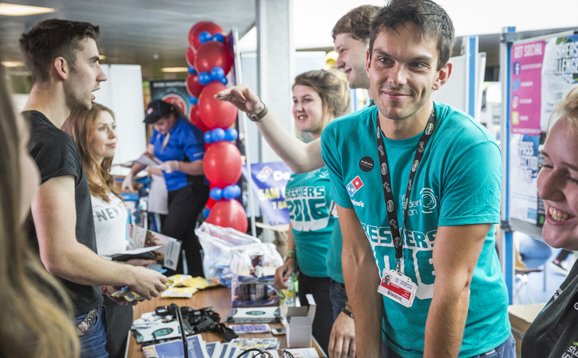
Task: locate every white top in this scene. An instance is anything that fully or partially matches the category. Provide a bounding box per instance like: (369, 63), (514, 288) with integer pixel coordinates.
(91, 192), (129, 257)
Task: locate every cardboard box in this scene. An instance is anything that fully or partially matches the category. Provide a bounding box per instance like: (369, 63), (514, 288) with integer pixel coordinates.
(508, 303), (545, 357)
(286, 294), (316, 348)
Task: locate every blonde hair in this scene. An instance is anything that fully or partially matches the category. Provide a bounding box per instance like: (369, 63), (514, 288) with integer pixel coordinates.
(548, 86), (578, 135)
(0, 68), (79, 358)
(293, 68), (350, 131)
(63, 103), (121, 203)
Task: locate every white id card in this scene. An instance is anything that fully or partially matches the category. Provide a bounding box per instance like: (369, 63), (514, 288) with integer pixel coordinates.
(377, 269), (417, 308)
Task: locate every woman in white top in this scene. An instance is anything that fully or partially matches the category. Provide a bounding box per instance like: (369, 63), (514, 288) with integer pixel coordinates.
(63, 103), (155, 358)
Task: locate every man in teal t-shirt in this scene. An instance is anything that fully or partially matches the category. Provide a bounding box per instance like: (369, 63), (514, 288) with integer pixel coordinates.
(321, 1), (514, 357)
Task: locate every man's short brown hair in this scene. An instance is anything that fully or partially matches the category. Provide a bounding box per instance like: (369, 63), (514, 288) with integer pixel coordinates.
(19, 19), (100, 84)
(369, 0), (455, 71)
(332, 5), (381, 42)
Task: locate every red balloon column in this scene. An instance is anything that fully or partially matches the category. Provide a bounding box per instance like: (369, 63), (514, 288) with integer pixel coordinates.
(186, 21), (247, 233)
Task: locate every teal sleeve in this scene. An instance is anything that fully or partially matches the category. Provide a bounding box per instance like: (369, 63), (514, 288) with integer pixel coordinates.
(438, 141), (502, 226)
(321, 125), (354, 209)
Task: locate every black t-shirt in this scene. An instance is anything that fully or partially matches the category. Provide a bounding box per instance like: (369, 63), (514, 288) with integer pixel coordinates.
(522, 259), (578, 357)
(24, 110), (103, 316)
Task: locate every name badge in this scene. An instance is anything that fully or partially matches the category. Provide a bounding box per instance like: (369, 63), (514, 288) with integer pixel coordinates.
(377, 269), (417, 308)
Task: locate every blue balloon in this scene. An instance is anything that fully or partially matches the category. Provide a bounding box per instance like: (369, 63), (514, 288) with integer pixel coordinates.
(224, 128), (238, 141)
(223, 185), (237, 200)
(204, 132), (213, 144)
(188, 66), (197, 74)
(212, 33), (225, 43)
(211, 128), (225, 142)
(202, 208), (210, 218)
(198, 71), (211, 85)
(210, 66), (225, 80)
(234, 185), (242, 197)
(219, 77), (228, 85)
(189, 95), (198, 105)
(199, 31), (212, 44)
(209, 187), (223, 201)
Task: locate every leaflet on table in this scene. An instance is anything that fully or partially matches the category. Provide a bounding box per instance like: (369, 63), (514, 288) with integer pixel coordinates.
(231, 338), (280, 350)
(141, 334), (208, 358)
(230, 324), (271, 334)
(127, 223), (181, 270)
(135, 154), (163, 168)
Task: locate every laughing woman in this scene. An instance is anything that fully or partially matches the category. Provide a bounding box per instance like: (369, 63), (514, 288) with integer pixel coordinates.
(522, 87), (578, 357)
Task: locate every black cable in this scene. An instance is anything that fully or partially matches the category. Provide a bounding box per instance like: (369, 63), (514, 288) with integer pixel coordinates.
(170, 303), (189, 358)
(235, 348), (273, 358)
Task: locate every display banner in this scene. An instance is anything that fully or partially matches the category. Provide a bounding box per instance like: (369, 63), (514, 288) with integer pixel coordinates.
(508, 33), (578, 226)
(541, 34), (578, 132)
(241, 162), (292, 226)
(509, 133), (541, 224)
(150, 79), (190, 117)
(510, 40), (544, 135)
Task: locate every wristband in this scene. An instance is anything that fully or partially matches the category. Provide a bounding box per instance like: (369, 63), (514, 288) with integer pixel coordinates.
(248, 103), (268, 122)
(342, 307), (354, 319)
(285, 250), (296, 262)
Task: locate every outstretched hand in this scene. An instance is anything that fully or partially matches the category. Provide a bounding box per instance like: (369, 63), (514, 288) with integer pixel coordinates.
(214, 84), (265, 115)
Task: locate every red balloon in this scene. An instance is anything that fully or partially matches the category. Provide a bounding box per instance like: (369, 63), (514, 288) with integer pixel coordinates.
(189, 21), (224, 50)
(198, 82), (237, 130)
(203, 141), (242, 187)
(206, 199), (247, 233)
(194, 41), (233, 75)
(186, 46), (196, 67)
(186, 73), (204, 98)
(189, 104), (208, 132)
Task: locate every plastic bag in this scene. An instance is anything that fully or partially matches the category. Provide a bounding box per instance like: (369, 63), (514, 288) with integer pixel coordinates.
(196, 222), (283, 287)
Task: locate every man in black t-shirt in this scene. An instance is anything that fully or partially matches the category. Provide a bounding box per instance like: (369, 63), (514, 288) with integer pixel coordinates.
(19, 19), (168, 358)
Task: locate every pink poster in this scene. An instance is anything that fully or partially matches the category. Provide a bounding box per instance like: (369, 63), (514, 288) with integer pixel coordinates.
(510, 40), (545, 135)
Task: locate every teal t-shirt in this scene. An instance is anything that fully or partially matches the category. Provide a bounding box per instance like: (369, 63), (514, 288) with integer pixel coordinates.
(285, 167), (335, 277)
(321, 102), (510, 358)
(327, 219), (344, 283)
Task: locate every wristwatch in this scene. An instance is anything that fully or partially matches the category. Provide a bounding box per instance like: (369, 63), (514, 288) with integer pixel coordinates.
(248, 102), (268, 122)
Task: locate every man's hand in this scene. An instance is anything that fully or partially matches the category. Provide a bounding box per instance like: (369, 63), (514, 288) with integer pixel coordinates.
(128, 266), (168, 300)
(329, 312), (356, 358)
(159, 160), (179, 174)
(121, 173), (134, 192)
(214, 84), (265, 116)
(273, 258), (296, 290)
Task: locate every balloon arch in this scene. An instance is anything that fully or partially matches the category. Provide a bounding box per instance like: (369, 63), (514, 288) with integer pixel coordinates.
(186, 21), (247, 233)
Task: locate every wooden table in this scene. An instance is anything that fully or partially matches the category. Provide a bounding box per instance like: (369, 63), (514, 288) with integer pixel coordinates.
(126, 286), (325, 357)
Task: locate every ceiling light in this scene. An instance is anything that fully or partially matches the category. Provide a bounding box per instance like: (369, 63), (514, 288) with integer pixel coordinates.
(99, 55), (106, 60)
(0, 3), (56, 16)
(1, 61), (25, 67)
(161, 67), (189, 73)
